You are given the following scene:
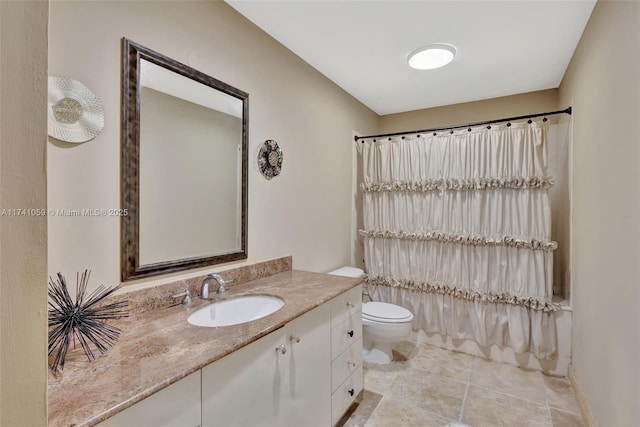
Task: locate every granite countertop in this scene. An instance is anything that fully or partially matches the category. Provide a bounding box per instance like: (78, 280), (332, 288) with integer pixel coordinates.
(48, 269), (361, 427)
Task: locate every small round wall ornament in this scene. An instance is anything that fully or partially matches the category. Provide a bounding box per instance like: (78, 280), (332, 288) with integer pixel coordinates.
(257, 139), (283, 180)
(48, 76), (105, 143)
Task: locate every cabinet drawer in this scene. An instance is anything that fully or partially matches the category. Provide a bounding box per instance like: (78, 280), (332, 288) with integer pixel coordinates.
(330, 285), (362, 328)
(331, 366), (363, 426)
(331, 313), (362, 360)
(331, 339), (363, 393)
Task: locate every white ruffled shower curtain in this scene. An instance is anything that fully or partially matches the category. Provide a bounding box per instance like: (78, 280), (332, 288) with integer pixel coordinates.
(359, 121), (559, 359)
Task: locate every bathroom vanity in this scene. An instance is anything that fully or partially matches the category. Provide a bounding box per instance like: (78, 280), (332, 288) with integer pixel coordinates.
(48, 269), (363, 427)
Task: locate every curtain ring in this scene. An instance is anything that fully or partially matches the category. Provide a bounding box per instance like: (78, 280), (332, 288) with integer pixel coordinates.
(527, 119), (532, 124)
(506, 122), (511, 127)
(487, 125), (491, 130)
(467, 127), (472, 132)
(433, 132), (437, 136)
(450, 129), (454, 134)
(543, 117), (548, 122)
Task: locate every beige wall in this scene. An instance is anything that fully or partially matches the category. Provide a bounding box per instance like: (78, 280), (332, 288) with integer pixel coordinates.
(380, 89), (559, 134)
(48, 1), (379, 292)
(0, 1), (49, 426)
(558, 1), (640, 425)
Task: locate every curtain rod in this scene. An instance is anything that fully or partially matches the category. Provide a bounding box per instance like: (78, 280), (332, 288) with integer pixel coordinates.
(353, 106), (572, 142)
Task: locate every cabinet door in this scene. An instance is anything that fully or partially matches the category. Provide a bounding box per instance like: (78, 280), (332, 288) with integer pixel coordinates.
(201, 326), (286, 427)
(202, 304), (332, 427)
(282, 303), (331, 427)
(97, 370), (201, 427)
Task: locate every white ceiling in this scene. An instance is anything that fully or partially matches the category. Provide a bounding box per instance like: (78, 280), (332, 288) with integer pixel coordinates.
(226, 0), (596, 115)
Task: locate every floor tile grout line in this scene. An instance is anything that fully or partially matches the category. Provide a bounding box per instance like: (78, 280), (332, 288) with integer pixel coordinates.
(466, 355), (548, 407)
(540, 374), (586, 417)
(458, 360), (473, 423)
(549, 406), (586, 418)
(408, 401), (460, 425)
(541, 373), (554, 425)
(469, 382), (549, 408)
(458, 355), (478, 423)
(548, 404), (584, 417)
(375, 346), (473, 424)
(403, 363), (473, 387)
(377, 395), (458, 425)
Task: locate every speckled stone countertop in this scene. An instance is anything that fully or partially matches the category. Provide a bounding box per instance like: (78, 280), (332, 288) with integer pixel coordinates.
(48, 269), (361, 427)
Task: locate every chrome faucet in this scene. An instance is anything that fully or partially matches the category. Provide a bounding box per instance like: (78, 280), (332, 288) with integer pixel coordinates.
(200, 273), (232, 300)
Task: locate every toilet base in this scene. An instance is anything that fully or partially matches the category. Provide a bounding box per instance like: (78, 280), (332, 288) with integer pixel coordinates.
(362, 341), (394, 364)
(362, 320), (413, 365)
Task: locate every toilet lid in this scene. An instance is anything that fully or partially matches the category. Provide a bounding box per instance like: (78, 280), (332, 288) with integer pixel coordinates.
(362, 302), (413, 323)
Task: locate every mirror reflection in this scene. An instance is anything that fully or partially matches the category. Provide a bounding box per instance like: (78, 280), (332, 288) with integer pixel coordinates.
(121, 38), (248, 281)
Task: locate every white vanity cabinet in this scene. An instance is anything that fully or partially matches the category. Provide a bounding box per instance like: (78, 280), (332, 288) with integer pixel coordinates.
(329, 285), (364, 425)
(202, 302), (332, 427)
(96, 370), (201, 427)
(96, 284), (362, 427)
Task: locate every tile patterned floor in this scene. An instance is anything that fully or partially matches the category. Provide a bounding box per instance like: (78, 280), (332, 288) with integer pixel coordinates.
(342, 341), (585, 427)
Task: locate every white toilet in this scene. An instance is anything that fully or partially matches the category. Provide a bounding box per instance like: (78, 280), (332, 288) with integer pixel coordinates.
(328, 267), (414, 364)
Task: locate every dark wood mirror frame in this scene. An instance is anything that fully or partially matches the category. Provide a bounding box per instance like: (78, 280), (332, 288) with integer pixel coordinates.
(121, 38), (248, 281)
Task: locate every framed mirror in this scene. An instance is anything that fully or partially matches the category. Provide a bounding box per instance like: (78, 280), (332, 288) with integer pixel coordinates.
(121, 38), (248, 281)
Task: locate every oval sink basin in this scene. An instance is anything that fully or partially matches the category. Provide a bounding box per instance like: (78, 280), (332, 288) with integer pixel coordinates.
(187, 295), (285, 327)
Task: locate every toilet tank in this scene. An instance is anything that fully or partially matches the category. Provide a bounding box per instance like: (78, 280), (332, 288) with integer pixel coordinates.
(327, 266), (364, 278)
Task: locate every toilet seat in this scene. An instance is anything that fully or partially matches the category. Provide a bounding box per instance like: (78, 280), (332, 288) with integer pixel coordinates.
(362, 302), (413, 324)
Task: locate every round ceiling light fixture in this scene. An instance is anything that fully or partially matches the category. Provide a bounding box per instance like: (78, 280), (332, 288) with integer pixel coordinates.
(408, 44), (457, 70)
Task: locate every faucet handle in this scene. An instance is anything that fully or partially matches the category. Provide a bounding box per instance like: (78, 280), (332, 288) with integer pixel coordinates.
(172, 290), (192, 306)
(216, 278), (233, 294)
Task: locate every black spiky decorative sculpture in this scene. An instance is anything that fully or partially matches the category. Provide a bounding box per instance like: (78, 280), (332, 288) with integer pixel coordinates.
(48, 270), (128, 371)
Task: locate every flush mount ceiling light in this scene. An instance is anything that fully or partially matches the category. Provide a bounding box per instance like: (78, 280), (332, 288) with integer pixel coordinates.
(408, 44), (457, 70)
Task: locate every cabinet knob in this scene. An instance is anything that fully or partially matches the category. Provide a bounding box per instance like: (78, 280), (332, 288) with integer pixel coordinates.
(275, 344), (287, 355)
(289, 335), (301, 344)
(348, 388), (355, 396)
(346, 302), (355, 309)
(347, 330), (354, 337)
(347, 360), (357, 368)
